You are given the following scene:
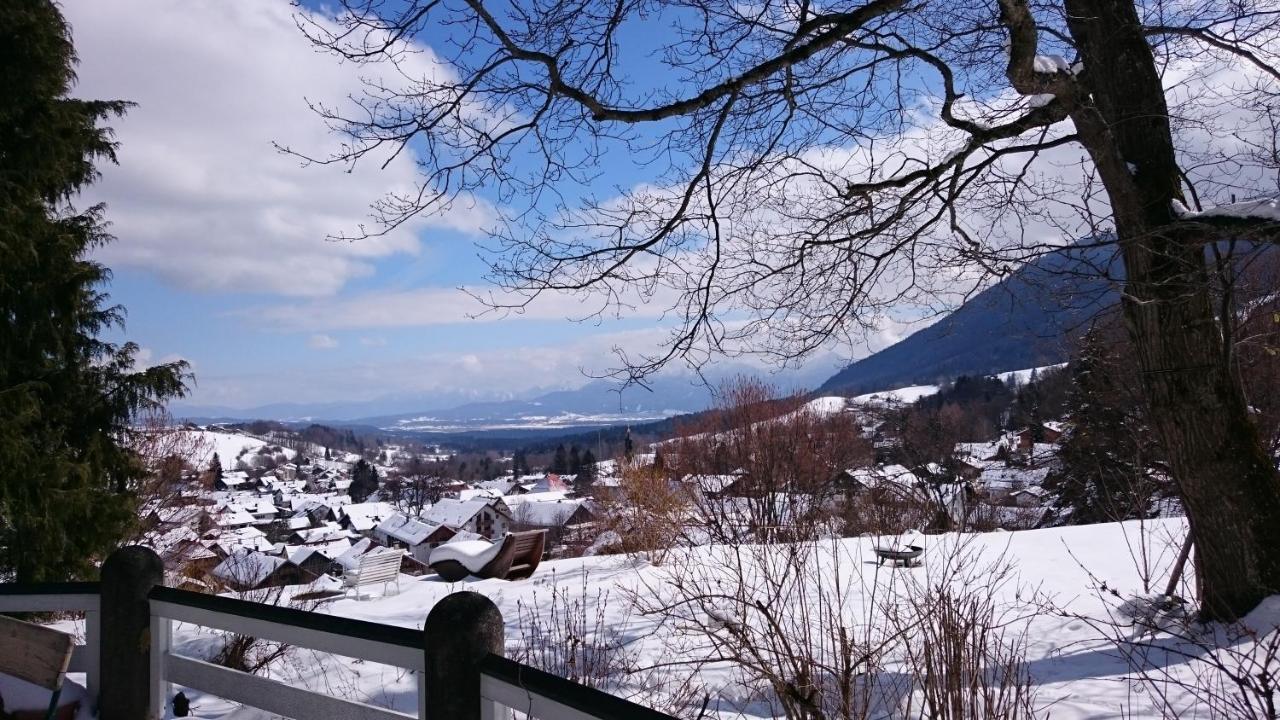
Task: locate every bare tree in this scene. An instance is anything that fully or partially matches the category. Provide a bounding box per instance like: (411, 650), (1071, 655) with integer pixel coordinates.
(671, 377), (872, 543)
(385, 456), (446, 517)
(295, 0), (1280, 619)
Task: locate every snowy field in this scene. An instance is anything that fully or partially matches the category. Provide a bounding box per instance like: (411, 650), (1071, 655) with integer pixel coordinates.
(20, 517), (1273, 719)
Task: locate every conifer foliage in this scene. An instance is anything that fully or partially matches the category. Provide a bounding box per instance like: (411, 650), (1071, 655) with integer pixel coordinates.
(0, 2), (190, 582)
(1044, 323), (1165, 525)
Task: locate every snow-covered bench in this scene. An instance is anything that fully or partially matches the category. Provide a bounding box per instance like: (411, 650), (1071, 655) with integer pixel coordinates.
(429, 530), (546, 582)
(341, 547), (403, 600)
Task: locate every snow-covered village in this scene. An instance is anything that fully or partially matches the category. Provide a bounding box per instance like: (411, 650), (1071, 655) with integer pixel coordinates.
(4, 1), (1280, 719)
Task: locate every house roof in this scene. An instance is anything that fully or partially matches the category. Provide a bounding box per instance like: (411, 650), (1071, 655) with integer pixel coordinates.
(212, 550), (287, 587)
(423, 497), (510, 529)
(340, 502), (395, 532)
(375, 513), (450, 546)
(512, 499), (588, 527)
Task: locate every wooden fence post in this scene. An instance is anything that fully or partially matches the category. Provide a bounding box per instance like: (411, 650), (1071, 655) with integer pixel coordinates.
(99, 545), (164, 720)
(422, 591), (505, 720)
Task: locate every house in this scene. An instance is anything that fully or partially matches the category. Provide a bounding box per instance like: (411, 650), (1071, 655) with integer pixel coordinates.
(339, 501), (396, 534)
(510, 499), (593, 543)
(372, 512), (455, 563)
(211, 549), (315, 591)
(1009, 486), (1048, 507)
(214, 472), (251, 491)
(1014, 423), (1065, 450)
(210, 503), (256, 529)
(293, 499), (338, 526)
(241, 498), (280, 525)
(529, 474), (570, 493)
(422, 497), (513, 539)
(290, 522), (348, 546)
(680, 471), (742, 499)
(288, 541), (350, 578)
(204, 525), (273, 557)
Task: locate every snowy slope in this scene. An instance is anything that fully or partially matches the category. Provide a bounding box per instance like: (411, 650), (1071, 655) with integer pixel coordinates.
(182, 429), (297, 468)
(78, 517), (1257, 720)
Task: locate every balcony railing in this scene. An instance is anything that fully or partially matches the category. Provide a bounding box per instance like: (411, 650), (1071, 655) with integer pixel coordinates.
(0, 546), (675, 720)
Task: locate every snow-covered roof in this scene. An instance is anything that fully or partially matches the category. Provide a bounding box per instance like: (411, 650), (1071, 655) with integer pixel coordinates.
(376, 513), (449, 546)
(681, 474), (740, 494)
(423, 497), (509, 529)
(288, 538), (351, 565)
(512, 500), (587, 527)
(294, 522), (348, 545)
(212, 550), (286, 587)
(340, 502), (395, 532)
(334, 538), (375, 572)
(212, 504), (256, 528)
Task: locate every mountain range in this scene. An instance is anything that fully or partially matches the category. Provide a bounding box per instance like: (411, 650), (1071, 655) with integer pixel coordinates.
(819, 243), (1120, 394)
(174, 244), (1122, 432)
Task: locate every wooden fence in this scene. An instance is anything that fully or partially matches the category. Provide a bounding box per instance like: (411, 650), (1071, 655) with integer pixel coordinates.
(0, 546), (674, 720)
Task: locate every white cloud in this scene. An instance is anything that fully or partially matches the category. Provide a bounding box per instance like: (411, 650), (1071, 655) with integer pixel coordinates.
(62, 0), (492, 297)
(242, 285), (677, 331)
(308, 334), (339, 350)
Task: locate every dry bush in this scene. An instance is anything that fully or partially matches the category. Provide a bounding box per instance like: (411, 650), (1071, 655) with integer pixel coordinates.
(632, 538), (899, 720)
(1060, 532), (1280, 720)
(839, 491), (937, 538)
(629, 532), (1048, 720)
(672, 377), (872, 545)
(884, 540), (1041, 720)
(596, 464), (688, 564)
(206, 576), (324, 675)
(509, 570), (705, 716)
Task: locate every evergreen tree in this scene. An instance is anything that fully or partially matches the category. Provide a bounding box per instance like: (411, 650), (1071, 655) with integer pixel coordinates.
(324, 447), (331, 461)
(575, 449), (598, 494)
(349, 459), (379, 503)
(568, 445), (581, 474)
(550, 444), (569, 474)
(0, 2), (190, 582)
(207, 453), (223, 483)
(1044, 326), (1164, 525)
(512, 449), (529, 477)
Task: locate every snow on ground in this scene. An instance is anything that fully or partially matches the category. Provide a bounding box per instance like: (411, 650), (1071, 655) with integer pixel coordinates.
(852, 384), (941, 406)
(127, 518), (1241, 719)
(849, 364), (1068, 408)
(183, 429), (296, 468)
(996, 363), (1068, 385)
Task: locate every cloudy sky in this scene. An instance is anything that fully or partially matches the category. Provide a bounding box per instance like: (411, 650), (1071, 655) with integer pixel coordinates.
(59, 0), (866, 411)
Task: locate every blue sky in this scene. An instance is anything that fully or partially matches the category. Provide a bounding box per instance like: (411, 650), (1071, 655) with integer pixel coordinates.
(59, 0), (882, 411)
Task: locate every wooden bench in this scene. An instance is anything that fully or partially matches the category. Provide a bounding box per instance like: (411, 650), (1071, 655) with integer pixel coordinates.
(341, 547), (404, 600)
(0, 614), (77, 720)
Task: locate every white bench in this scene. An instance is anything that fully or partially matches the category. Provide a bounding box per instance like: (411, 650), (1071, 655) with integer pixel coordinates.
(342, 547), (404, 600)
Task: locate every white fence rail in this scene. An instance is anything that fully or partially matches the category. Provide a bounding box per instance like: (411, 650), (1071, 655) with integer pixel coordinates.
(1, 550), (677, 720)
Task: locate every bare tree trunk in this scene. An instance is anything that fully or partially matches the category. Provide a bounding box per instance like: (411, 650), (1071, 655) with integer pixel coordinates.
(1065, 0), (1280, 621)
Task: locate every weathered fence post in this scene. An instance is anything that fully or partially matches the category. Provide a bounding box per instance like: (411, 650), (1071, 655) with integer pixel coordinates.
(422, 591), (505, 720)
(99, 545), (164, 720)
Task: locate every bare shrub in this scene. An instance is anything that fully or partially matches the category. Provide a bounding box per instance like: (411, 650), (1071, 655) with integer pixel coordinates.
(510, 570), (705, 716)
(632, 538), (899, 720)
(206, 578), (324, 675)
(597, 464), (688, 564)
(884, 539), (1041, 720)
(672, 377), (872, 545)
